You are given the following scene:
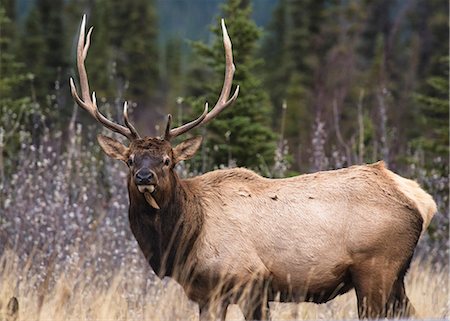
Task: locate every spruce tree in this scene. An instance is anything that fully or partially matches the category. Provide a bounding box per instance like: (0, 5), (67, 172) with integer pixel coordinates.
(16, 0), (76, 129)
(187, 0), (276, 172)
(0, 5), (35, 179)
(101, 0), (159, 105)
(163, 37), (184, 117)
(414, 57), (449, 171)
(261, 0), (325, 171)
(19, 7), (47, 99)
(260, 0), (290, 122)
(19, 0), (67, 102)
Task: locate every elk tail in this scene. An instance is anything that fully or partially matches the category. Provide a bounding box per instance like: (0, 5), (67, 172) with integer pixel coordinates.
(384, 167), (437, 235)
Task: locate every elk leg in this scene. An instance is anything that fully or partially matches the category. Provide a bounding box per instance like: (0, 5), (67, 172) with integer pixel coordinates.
(351, 262), (397, 319)
(199, 304), (210, 321)
(387, 278), (416, 318)
(199, 301), (228, 321)
(387, 255), (416, 318)
(217, 302), (229, 321)
(240, 297), (270, 321)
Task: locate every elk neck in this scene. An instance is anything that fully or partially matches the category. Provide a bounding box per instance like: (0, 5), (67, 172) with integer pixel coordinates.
(127, 170), (204, 279)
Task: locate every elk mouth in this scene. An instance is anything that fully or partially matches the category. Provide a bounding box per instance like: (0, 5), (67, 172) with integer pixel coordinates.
(137, 185), (160, 210)
(137, 185), (155, 193)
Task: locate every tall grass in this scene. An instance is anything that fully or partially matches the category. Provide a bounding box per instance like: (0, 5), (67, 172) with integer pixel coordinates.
(0, 121), (448, 320)
(0, 249), (448, 320)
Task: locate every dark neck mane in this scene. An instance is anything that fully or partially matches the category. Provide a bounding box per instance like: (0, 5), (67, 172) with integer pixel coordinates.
(127, 172), (203, 280)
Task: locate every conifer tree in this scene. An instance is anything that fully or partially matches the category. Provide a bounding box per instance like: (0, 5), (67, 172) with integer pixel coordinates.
(260, 0), (290, 120)
(19, 0), (67, 102)
(0, 5), (35, 179)
(164, 37), (184, 110)
(96, 0), (159, 105)
(414, 57), (449, 171)
(188, 0), (276, 172)
(261, 0), (325, 171)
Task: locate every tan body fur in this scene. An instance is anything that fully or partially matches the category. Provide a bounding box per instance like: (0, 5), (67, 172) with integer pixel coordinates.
(166, 162), (436, 319)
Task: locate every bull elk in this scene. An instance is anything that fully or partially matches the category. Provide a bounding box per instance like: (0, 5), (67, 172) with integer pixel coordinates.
(70, 16), (436, 320)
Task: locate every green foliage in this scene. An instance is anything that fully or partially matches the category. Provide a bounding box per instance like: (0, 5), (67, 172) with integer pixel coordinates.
(2, 0), (447, 178)
(187, 0), (277, 171)
(115, 0), (158, 103)
(260, 0), (448, 173)
(413, 57), (449, 170)
(0, 5), (37, 180)
(18, 0), (67, 102)
(261, 0), (327, 170)
(88, 0), (159, 105)
(19, 8), (46, 94)
(163, 37), (184, 112)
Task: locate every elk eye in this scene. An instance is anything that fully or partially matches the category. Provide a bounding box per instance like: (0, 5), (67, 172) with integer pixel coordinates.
(127, 156), (134, 167)
(163, 157), (170, 166)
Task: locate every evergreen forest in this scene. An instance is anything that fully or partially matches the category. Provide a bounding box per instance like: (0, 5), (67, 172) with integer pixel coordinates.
(2, 0), (447, 174)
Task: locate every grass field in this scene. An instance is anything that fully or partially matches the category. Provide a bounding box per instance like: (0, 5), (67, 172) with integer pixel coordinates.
(0, 248), (447, 321)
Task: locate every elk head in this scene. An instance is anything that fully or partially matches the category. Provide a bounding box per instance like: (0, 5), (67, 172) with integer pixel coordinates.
(70, 16), (239, 209)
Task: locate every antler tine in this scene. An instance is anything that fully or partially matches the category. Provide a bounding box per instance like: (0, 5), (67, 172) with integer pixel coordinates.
(163, 19), (239, 141)
(70, 15), (140, 141)
(123, 102), (141, 139)
(201, 19), (240, 125)
(163, 104), (208, 140)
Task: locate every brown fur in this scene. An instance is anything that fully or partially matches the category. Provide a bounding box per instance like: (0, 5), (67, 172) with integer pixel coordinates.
(98, 136), (436, 320)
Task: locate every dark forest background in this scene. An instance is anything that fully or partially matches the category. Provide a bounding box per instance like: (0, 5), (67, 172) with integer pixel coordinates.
(2, 0), (448, 172)
(1, 0), (448, 267)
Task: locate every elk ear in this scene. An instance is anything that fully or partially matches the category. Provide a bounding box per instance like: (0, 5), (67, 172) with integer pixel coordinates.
(97, 134), (129, 162)
(173, 136), (203, 163)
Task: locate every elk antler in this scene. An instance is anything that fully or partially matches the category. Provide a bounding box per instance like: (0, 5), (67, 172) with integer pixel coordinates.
(70, 15), (140, 141)
(163, 19), (240, 141)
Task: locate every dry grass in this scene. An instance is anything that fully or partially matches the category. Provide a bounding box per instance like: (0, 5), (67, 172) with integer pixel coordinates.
(0, 249), (447, 321)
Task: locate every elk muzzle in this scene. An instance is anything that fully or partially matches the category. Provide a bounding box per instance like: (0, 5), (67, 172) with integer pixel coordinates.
(134, 168), (160, 209)
(135, 168), (155, 185)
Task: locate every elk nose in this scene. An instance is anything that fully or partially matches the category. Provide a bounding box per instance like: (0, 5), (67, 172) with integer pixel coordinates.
(135, 169), (154, 185)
